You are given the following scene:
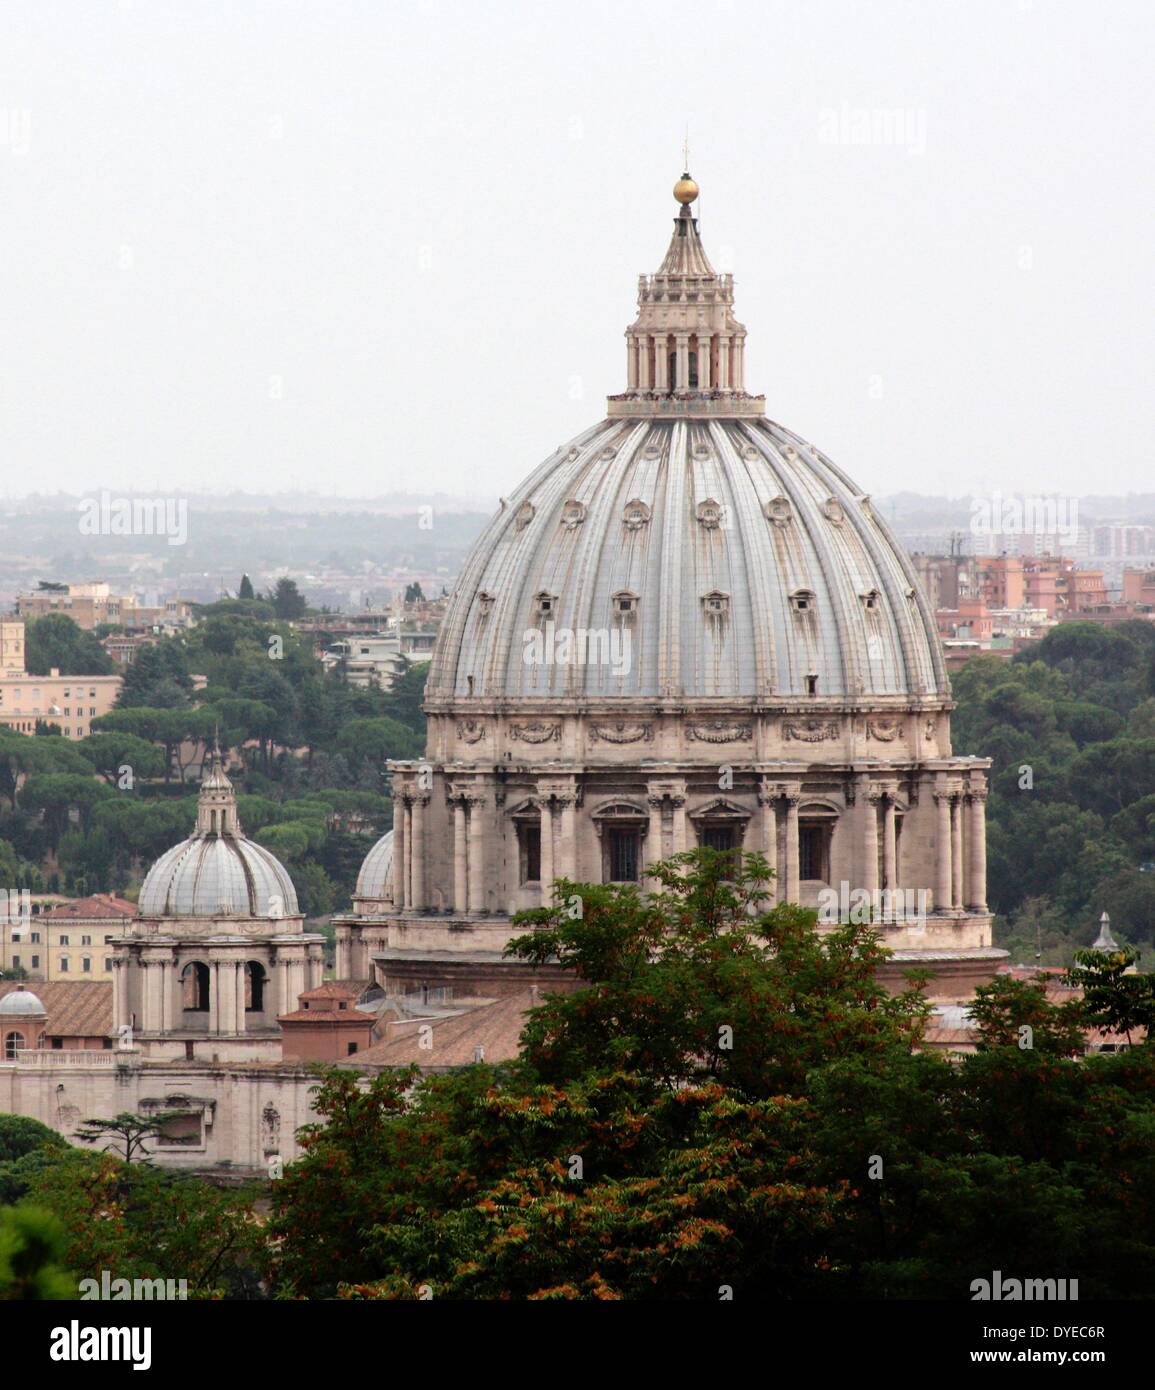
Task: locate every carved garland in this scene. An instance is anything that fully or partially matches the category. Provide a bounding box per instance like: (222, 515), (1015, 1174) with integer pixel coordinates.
(686, 721), (752, 743)
(590, 722), (653, 744)
(783, 719), (840, 743)
(510, 722), (561, 744)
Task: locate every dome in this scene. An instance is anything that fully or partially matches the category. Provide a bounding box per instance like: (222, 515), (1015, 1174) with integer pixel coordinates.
(427, 417), (947, 702)
(0, 988), (46, 1015)
(140, 836), (299, 918)
(427, 169), (945, 707)
(138, 751), (299, 919)
(355, 830), (394, 900)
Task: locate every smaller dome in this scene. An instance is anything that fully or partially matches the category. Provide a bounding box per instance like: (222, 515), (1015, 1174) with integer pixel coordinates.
(0, 988), (46, 1015)
(355, 830), (394, 901)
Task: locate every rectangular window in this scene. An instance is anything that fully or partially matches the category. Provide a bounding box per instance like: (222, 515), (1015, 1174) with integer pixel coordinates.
(700, 822), (741, 867)
(156, 1112), (202, 1147)
(347, 1041), (359, 1056)
(606, 828), (641, 882)
(520, 824), (542, 883)
(11, 955), (18, 968)
(30, 932), (40, 943)
(82, 957), (91, 972)
(60, 957), (69, 972)
(799, 823), (831, 882)
(81, 935), (91, 945)
(59, 935), (69, 946)
(104, 959), (112, 971)
(31, 955), (39, 968)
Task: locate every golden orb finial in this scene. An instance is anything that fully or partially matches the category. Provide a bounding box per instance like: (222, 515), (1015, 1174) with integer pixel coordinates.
(673, 171), (699, 206)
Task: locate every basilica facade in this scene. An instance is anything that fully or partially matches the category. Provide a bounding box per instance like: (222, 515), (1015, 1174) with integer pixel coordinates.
(337, 170), (1004, 1000)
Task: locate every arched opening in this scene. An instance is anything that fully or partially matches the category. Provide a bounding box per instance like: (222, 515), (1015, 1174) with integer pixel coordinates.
(181, 961), (210, 1013)
(4, 1031), (25, 1060)
(245, 961), (267, 1012)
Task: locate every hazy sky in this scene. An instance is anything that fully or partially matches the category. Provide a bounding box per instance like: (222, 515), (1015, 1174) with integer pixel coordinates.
(0, 0), (1151, 504)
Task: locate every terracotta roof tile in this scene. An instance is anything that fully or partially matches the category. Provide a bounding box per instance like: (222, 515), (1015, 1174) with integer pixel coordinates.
(0, 981), (112, 1039)
(41, 894), (137, 921)
(353, 990), (535, 1068)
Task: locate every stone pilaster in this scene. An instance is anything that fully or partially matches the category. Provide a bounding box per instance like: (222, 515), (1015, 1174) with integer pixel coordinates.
(967, 785), (988, 912)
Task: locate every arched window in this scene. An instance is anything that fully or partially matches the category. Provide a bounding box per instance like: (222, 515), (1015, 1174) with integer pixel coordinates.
(245, 961), (267, 1012)
(4, 1031), (25, 1060)
(181, 961), (210, 1013)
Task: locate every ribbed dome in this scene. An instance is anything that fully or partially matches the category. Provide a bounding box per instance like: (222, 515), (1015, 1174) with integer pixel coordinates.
(0, 988), (46, 1015)
(138, 751), (299, 919)
(140, 836), (299, 918)
(427, 417), (947, 702)
(355, 830), (393, 900)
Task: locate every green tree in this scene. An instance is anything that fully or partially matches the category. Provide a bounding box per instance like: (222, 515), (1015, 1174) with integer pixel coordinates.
(238, 573), (255, 600)
(0, 1207), (77, 1300)
(269, 578), (307, 620)
(74, 1112), (177, 1164)
(24, 613), (115, 676)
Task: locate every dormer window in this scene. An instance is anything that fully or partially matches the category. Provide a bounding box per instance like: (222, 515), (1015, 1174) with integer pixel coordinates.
(860, 589), (880, 611)
(790, 589), (816, 613)
(623, 499), (652, 531)
(612, 590), (638, 617)
(534, 592), (558, 620)
(702, 590), (730, 616)
(477, 591), (495, 616)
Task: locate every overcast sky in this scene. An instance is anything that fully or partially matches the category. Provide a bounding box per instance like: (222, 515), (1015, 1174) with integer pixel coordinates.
(0, 0), (1151, 505)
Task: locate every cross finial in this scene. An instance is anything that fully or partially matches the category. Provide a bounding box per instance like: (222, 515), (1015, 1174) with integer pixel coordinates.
(682, 127), (690, 173)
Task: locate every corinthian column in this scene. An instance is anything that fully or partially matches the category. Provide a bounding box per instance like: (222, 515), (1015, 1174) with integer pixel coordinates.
(934, 788), (952, 913)
(113, 955), (126, 1033)
(783, 786), (801, 903)
(539, 797), (555, 907)
(968, 788), (988, 911)
(453, 797), (468, 914)
(392, 791), (407, 909)
(646, 792), (665, 875)
(860, 780), (879, 896)
(757, 780), (779, 902)
(160, 956), (174, 1033)
(697, 337), (711, 391)
(882, 792), (898, 900)
(671, 793), (688, 855)
(468, 792), (487, 914)
(409, 793), (428, 911)
(557, 793), (577, 882)
(950, 794), (964, 910)
(675, 334), (690, 390)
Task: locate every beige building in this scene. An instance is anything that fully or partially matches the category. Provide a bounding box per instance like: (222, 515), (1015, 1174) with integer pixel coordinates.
(336, 169), (1003, 1003)
(0, 665), (121, 738)
(1, 894), (138, 983)
(0, 619), (25, 676)
(16, 582), (194, 633)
